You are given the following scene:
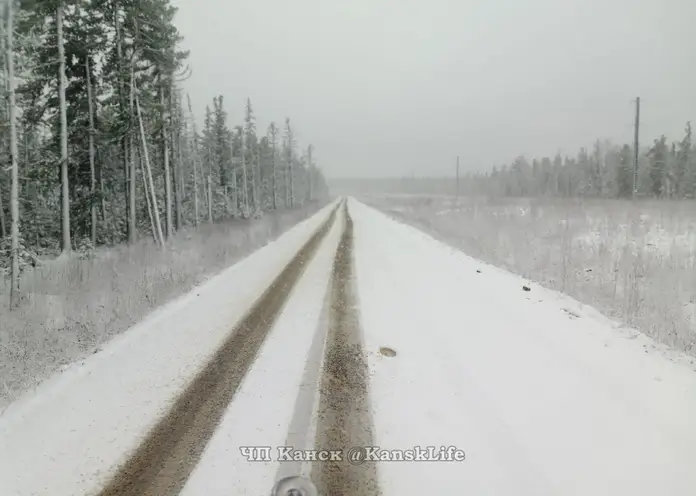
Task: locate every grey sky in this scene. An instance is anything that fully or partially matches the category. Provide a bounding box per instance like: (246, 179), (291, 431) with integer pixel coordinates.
(172, 0), (696, 178)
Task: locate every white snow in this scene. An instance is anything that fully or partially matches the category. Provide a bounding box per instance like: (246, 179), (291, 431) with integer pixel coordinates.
(0, 199), (339, 496)
(5, 195), (696, 495)
(349, 197), (696, 495)
(179, 209), (342, 495)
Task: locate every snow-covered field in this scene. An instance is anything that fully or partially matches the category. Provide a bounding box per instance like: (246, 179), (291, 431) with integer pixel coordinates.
(3, 197), (696, 495)
(363, 194), (696, 356)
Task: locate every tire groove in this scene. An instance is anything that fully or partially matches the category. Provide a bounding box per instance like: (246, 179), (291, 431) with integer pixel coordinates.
(96, 203), (340, 496)
(312, 201), (381, 495)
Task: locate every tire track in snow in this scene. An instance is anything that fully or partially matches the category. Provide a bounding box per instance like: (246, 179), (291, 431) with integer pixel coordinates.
(273, 265), (333, 484)
(96, 203), (340, 496)
(312, 202), (381, 495)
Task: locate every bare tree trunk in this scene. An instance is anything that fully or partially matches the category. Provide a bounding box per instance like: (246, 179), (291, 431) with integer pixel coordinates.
(127, 63), (136, 244)
(250, 146), (258, 213)
(284, 146), (290, 208)
(114, 6), (133, 243)
(135, 86), (165, 247)
(57, 3), (70, 254)
(256, 151), (262, 211)
(231, 167), (238, 217)
(224, 185), (230, 216)
(241, 130), (248, 215)
(270, 125), (277, 210)
(207, 174), (212, 223)
(100, 175), (107, 235)
(7, 0), (20, 307)
(186, 94), (200, 227)
(286, 119), (295, 208)
(136, 137), (157, 244)
(0, 22), (7, 240)
(0, 183), (5, 239)
(205, 125), (213, 223)
(128, 127), (136, 241)
(86, 56), (97, 245)
(171, 90), (183, 230)
(159, 82), (172, 239)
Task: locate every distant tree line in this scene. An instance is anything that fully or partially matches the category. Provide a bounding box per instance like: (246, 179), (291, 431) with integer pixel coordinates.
(460, 123), (695, 199)
(0, 0), (329, 306)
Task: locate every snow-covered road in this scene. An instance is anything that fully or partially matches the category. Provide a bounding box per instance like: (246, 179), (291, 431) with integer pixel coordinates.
(3, 197), (696, 495)
(350, 199), (696, 495)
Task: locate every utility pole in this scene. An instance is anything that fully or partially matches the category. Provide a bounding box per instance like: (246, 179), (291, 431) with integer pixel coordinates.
(455, 156), (460, 201)
(633, 97), (640, 199)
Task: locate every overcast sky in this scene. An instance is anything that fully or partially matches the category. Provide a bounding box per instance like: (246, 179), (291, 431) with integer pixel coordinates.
(172, 0), (695, 178)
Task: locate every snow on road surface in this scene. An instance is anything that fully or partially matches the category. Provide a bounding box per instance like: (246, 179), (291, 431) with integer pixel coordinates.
(0, 199), (339, 496)
(179, 207), (344, 495)
(3, 196), (696, 495)
(349, 197), (696, 495)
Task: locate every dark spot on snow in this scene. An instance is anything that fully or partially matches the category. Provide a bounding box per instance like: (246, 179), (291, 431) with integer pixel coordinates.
(522, 285), (531, 291)
(476, 269), (481, 273)
(563, 308), (580, 319)
(379, 347), (397, 357)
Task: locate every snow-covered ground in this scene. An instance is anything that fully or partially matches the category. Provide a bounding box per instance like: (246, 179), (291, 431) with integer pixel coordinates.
(0, 200), (339, 496)
(350, 198), (696, 495)
(364, 194), (696, 356)
(0, 203), (326, 410)
(179, 208), (344, 495)
(3, 196), (696, 495)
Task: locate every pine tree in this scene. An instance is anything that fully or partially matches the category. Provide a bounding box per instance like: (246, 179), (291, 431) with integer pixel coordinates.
(676, 122), (692, 198)
(0, 0), (333, 280)
(244, 98), (257, 213)
(648, 136), (668, 197)
(7, 0), (20, 306)
(268, 122), (278, 210)
(616, 144), (633, 198)
(284, 117), (294, 207)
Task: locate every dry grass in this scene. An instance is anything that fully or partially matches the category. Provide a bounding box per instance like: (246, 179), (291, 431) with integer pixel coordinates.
(364, 194), (696, 357)
(0, 203), (325, 410)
